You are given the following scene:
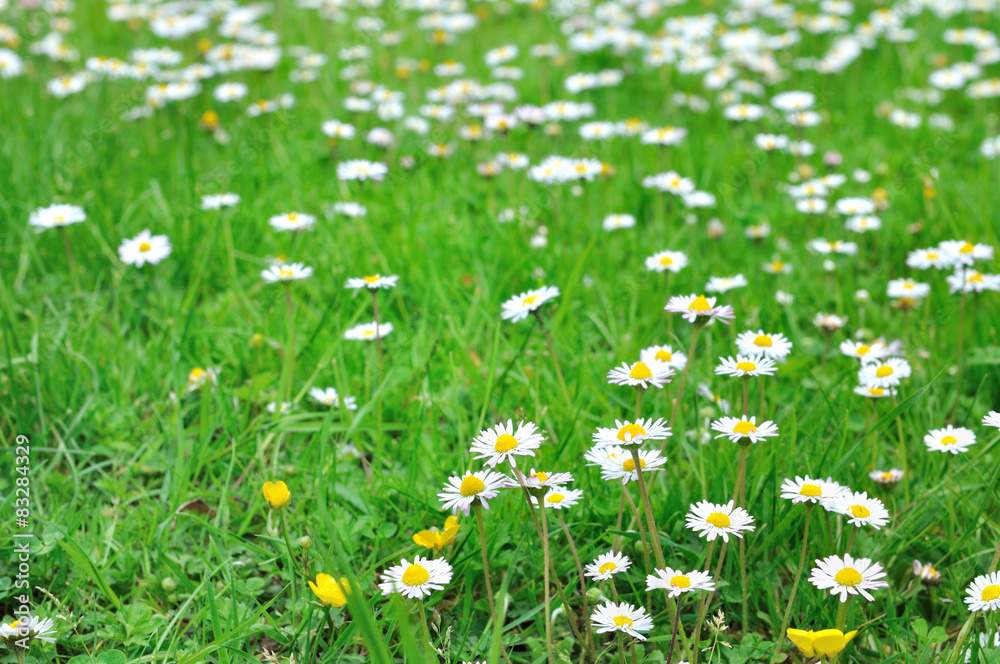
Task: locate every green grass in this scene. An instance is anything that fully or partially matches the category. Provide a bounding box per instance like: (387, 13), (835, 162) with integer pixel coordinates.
(2, 0), (1000, 663)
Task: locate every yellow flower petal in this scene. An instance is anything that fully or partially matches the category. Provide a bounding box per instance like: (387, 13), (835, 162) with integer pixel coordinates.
(813, 629), (857, 657)
(786, 629), (816, 658)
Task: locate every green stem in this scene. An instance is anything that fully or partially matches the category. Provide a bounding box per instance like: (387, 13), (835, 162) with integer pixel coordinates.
(282, 284), (296, 402)
(664, 326), (703, 443)
(539, 497), (556, 664)
(474, 504), (497, 615)
(417, 598), (435, 663)
(557, 511), (594, 655)
(278, 509), (300, 622)
(58, 226), (82, 294)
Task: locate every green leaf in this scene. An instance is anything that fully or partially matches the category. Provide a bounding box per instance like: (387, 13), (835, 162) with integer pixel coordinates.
(912, 618), (928, 640)
(98, 650), (128, 664)
(927, 626), (948, 644)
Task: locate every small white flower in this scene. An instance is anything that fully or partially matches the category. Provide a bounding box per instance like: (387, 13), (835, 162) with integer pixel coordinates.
(591, 602), (654, 641)
(924, 425), (976, 454)
(809, 553), (888, 602)
(379, 555), (453, 599)
(118, 229), (172, 267)
(585, 550), (631, 580)
(501, 286), (560, 322)
(965, 571), (1000, 612)
(646, 567), (715, 597)
(685, 500), (755, 542)
(344, 321), (393, 340)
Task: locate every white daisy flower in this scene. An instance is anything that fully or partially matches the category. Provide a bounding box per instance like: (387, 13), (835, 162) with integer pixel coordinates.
(266, 401), (295, 414)
(309, 387), (358, 410)
(29, 203), (86, 231)
(511, 468), (575, 491)
(809, 553), (888, 602)
(337, 159), (388, 181)
(685, 500), (755, 542)
(585, 550), (631, 580)
(379, 555), (453, 599)
(470, 419), (544, 468)
(201, 193), (241, 209)
(858, 357), (911, 389)
(531, 486), (583, 510)
(344, 321), (394, 340)
(780, 476), (845, 505)
(603, 213), (636, 231)
(715, 355), (778, 378)
(118, 229), (172, 267)
(912, 559), (942, 585)
(939, 240), (994, 266)
(607, 361), (674, 389)
(501, 286), (560, 322)
(710, 415), (778, 444)
(593, 418), (671, 448)
(735, 330), (793, 359)
(853, 385), (896, 399)
(906, 247), (954, 270)
(664, 294), (735, 325)
(705, 274), (748, 294)
(833, 491), (890, 529)
(345, 274), (399, 290)
(813, 313), (847, 333)
(640, 345), (687, 371)
(839, 340), (889, 361)
(438, 469), (509, 515)
(982, 411), (1000, 430)
(591, 602), (654, 641)
(965, 571), (1000, 612)
(923, 425), (976, 454)
(646, 568), (715, 597)
(584, 443), (626, 467)
(261, 263), (313, 283)
(946, 269), (1000, 294)
(869, 468), (904, 485)
(600, 449), (667, 485)
(645, 250), (689, 274)
(187, 366), (220, 392)
(0, 615), (57, 645)
(268, 211), (316, 232)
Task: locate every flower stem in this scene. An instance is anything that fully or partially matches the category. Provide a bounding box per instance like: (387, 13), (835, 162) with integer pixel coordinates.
(557, 511), (594, 655)
(539, 494), (556, 664)
(666, 597), (683, 664)
(473, 503), (497, 615)
(282, 284), (296, 402)
(417, 598), (434, 661)
(890, 394), (911, 504)
(278, 508), (300, 622)
(58, 226), (82, 293)
(665, 326), (703, 444)
(767, 505), (812, 664)
(952, 288), (966, 421)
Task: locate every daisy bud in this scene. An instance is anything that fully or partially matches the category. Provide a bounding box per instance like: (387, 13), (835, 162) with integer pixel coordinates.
(161, 577), (177, 592)
(586, 587), (606, 604)
(298, 536), (312, 549)
(249, 333), (265, 349)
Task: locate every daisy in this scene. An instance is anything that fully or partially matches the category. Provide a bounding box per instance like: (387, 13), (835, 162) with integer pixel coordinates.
(640, 344), (687, 371)
(470, 419), (544, 468)
(269, 211), (316, 232)
(946, 269), (1000, 294)
(858, 357), (911, 389)
(706, 274), (748, 293)
(266, 401), (295, 414)
(698, 383), (732, 412)
(736, 330), (793, 359)
(646, 568), (715, 597)
(585, 550), (631, 580)
(853, 385), (896, 399)
(715, 355), (778, 378)
(201, 193), (240, 209)
(600, 449), (667, 485)
(607, 361), (674, 389)
(261, 263), (313, 283)
(645, 250), (689, 273)
(513, 468), (575, 491)
(906, 247), (954, 270)
(833, 491), (890, 529)
(983, 411), (1000, 429)
(869, 468), (904, 485)
(322, 119), (356, 139)
(940, 240), (994, 266)
(664, 294), (735, 325)
(501, 286), (560, 322)
(187, 366), (220, 392)
(813, 313), (847, 333)
(924, 425), (976, 454)
(591, 602), (654, 641)
(593, 418), (671, 448)
(913, 560), (943, 586)
(344, 322), (393, 341)
(711, 415), (778, 444)
(438, 469), (509, 515)
(118, 229), (172, 267)
(337, 159), (388, 182)
(309, 387), (358, 410)
(532, 486), (584, 510)
(685, 500), (755, 542)
(584, 443), (625, 467)
(345, 274), (399, 290)
(29, 203), (86, 231)
(809, 553), (888, 602)
(379, 555), (453, 599)
(0, 615), (57, 645)
(839, 340), (888, 361)
(965, 572), (1000, 612)
(603, 213), (636, 231)
(780, 476), (845, 505)
(763, 260), (792, 275)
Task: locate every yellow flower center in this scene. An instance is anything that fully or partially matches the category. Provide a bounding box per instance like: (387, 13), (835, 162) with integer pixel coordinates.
(139, 241), (152, 252)
(754, 335), (772, 347)
(880, 472), (894, 481)
(868, 387), (884, 396)
(629, 362), (653, 379)
(771, 261), (785, 271)
(546, 493), (565, 504)
(363, 275), (380, 283)
(733, 420), (757, 435)
(402, 564), (431, 586)
(736, 361), (757, 372)
(622, 458), (646, 472)
(599, 562), (617, 574)
(981, 585), (1000, 602)
(875, 366), (893, 378)
(671, 575), (691, 588)
(940, 435), (957, 445)
(926, 251), (939, 260)
(279, 268), (294, 278)
(459, 475), (486, 496)
(800, 484), (822, 497)
(523, 295), (538, 305)
(834, 567), (863, 586)
(856, 344), (871, 355)
(288, 212), (298, 220)
(617, 423), (647, 442)
(688, 295), (712, 312)
(614, 615), (633, 627)
(361, 329), (375, 337)
(659, 256), (674, 265)
(969, 272), (984, 283)
(707, 512), (731, 527)
(959, 241), (974, 253)
(494, 434), (518, 453)
(655, 350), (672, 362)
(849, 504), (871, 518)
(54, 214), (65, 223)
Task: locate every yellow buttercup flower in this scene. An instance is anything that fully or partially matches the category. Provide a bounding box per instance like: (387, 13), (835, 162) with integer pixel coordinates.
(262, 480), (291, 509)
(412, 515), (460, 551)
(787, 628), (858, 658)
(308, 573), (350, 608)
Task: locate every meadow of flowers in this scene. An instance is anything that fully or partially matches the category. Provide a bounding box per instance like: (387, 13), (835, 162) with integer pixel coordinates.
(2, 0), (1000, 662)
